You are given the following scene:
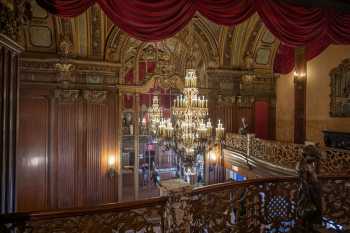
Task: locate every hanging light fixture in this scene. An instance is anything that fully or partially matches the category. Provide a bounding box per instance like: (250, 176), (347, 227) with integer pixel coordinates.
(148, 95), (162, 136)
(147, 22), (225, 165)
(171, 69), (224, 163)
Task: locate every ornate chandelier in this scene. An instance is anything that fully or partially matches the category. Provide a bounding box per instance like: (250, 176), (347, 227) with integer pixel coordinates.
(158, 69), (224, 162)
(148, 95), (162, 136)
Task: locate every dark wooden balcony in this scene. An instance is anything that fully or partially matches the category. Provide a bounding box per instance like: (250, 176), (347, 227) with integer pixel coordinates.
(1, 176), (349, 233)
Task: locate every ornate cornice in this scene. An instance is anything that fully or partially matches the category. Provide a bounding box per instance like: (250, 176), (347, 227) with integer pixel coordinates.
(207, 68), (274, 80)
(20, 57), (120, 87)
(53, 89), (108, 103)
(21, 57), (120, 69)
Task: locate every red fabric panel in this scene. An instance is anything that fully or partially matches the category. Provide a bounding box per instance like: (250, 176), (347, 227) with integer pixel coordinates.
(36, 0), (350, 44)
(36, 0), (350, 73)
(139, 62), (146, 82)
(197, 0), (256, 26)
(139, 61), (156, 82)
(147, 62), (156, 73)
(328, 10), (350, 43)
(124, 61), (157, 84)
(123, 95), (133, 109)
(97, 0), (196, 41)
(273, 44), (295, 74)
(36, 0), (94, 17)
(124, 69), (134, 84)
(256, 0), (327, 46)
(140, 94), (151, 107)
(254, 101), (269, 140)
(274, 36), (331, 74)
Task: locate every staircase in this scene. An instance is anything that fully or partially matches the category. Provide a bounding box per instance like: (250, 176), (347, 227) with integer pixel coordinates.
(223, 133), (350, 177)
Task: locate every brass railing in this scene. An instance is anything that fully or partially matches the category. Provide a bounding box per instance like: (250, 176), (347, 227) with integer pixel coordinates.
(1, 176), (349, 233)
(224, 133), (350, 175)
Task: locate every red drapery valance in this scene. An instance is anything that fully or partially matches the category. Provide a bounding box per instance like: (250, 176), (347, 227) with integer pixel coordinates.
(36, 0), (350, 74)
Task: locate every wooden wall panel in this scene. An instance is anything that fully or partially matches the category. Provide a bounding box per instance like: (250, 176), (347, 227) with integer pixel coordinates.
(56, 102), (80, 208)
(210, 99), (276, 138)
(0, 34), (23, 214)
(85, 98), (117, 206)
(17, 97), (49, 211)
(17, 88), (118, 211)
(211, 104), (254, 134)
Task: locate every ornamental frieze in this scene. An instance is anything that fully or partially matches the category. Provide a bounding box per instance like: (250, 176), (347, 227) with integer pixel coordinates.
(20, 58), (119, 85)
(82, 90), (108, 103)
(54, 89), (80, 103)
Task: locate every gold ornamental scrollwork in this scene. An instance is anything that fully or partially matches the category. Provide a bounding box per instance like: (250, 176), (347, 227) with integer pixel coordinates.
(117, 75), (184, 94)
(154, 74), (184, 90)
(224, 133), (350, 176)
(54, 89), (80, 103)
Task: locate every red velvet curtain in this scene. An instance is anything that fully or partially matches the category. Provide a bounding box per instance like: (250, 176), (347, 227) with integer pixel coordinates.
(274, 36), (332, 74)
(196, 0), (256, 26)
(98, 0), (196, 41)
(256, 0), (348, 73)
(37, 0), (95, 17)
(36, 0), (350, 73)
(256, 0), (328, 47)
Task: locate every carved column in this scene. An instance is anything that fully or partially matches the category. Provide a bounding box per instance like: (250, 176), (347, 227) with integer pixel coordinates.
(294, 47), (307, 144)
(0, 34), (24, 213)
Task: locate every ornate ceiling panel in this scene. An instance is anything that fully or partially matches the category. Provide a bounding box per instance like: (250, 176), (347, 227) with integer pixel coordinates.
(21, 3), (280, 81)
(253, 28), (279, 72)
(20, 0), (57, 53)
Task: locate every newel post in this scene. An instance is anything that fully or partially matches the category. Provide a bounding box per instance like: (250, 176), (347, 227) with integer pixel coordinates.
(160, 180), (193, 233)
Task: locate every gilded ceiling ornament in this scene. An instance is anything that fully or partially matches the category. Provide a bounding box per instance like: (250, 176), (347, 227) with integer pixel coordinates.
(59, 34), (73, 57)
(157, 74), (181, 90)
(55, 63), (75, 73)
(142, 44), (156, 60)
(55, 62), (75, 88)
(244, 51), (255, 70)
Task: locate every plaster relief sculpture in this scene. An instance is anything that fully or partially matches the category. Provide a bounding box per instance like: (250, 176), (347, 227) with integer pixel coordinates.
(330, 58), (350, 117)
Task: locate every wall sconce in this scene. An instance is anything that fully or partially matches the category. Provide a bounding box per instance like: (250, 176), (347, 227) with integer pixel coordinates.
(293, 71), (306, 90)
(209, 150), (217, 162)
(107, 155), (116, 177)
(293, 71), (306, 83)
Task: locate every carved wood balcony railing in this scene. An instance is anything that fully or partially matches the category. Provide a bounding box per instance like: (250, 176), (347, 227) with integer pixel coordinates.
(224, 133), (350, 175)
(0, 197), (167, 233)
(1, 176), (349, 233)
(188, 176), (350, 233)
